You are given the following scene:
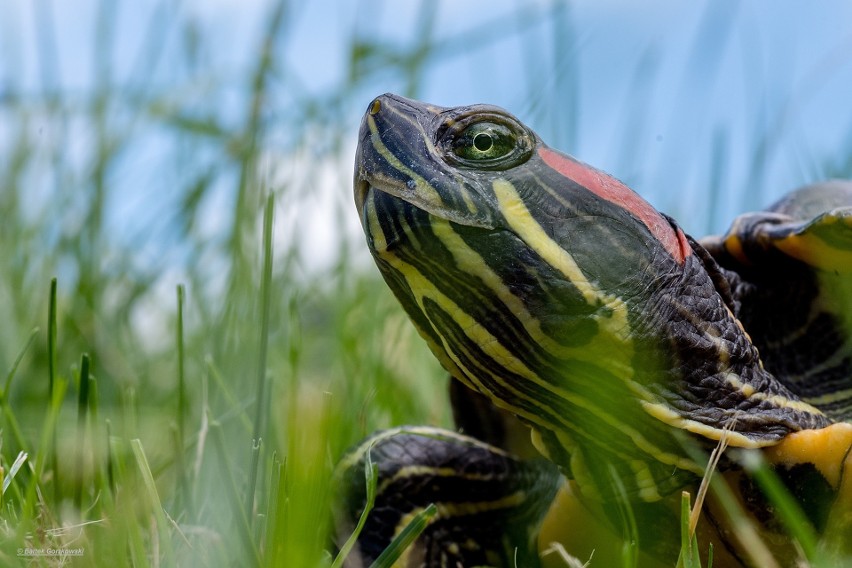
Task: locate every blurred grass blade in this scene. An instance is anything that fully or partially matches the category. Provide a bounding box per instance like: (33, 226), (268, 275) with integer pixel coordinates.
(3, 327), (38, 395)
(677, 491), (708, 568)
(331, 452), (379, 568)
(606, 464), (638, 568)
(177, 284), (187, 442)
(2, 451), (28, 495)
(75, 352), (91, 509)
(708, 471), (779, 568)
(211, 420), (261, 567)
(739, 451), (819, 563)
(690, 426), (730, 536)
(131, 438), (176, 566)
(246, 193), (276, 529)
(23, 374), (67, 521)
(368, 503), (437, 568)
(47, 277), (59, 502)
(175, 283), (192, 518)
(0, 328), (39, 453)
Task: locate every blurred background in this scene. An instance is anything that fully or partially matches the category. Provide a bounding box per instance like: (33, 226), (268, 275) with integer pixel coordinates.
(1, 0), (851, 565)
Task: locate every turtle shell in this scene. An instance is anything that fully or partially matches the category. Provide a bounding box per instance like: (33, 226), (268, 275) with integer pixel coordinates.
(700, 181), (852, 421)
(697, 181), (852, 556)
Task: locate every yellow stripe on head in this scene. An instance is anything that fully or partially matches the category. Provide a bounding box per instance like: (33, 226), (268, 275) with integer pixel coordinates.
(492, 179), (598, 306)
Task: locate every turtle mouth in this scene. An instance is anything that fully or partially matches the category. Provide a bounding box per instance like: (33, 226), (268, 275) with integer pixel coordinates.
(353, 95), (496, 231)
(355, 170), (496, 231)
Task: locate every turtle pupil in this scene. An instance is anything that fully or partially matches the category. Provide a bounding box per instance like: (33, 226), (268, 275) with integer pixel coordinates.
(450, 121), (518, 163)
(473, 133), (493, 152)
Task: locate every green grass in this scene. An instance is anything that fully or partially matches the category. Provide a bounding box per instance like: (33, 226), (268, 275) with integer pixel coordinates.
(0, 1), (450, 564)
(1, 1), (851, 567)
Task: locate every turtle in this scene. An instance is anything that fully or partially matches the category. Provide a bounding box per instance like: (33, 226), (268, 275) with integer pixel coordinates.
(334, 93), (852, 567)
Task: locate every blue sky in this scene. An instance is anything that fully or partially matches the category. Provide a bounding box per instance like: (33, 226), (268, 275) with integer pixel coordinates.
(3, 0), (852, 275)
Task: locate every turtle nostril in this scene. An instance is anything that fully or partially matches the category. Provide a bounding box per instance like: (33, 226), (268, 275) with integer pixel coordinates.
(369, 99), (381, 115)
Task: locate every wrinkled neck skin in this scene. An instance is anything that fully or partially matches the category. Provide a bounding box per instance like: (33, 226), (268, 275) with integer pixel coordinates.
(634, 240), (831, 447)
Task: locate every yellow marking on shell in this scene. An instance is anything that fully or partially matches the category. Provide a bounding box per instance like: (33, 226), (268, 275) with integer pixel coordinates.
(640, 401), (774, 449)
(773, 216), (852, 272)
(722, 372), (825, 416)
(764, 423), (852, 509)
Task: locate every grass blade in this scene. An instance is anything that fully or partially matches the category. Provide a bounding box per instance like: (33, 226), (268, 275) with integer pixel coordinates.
(2, 451), (28, 496)
(75, 353), (91, 509)
(211, 420), (261, 567)
(131, 438), (176, 566)
(368, 503), (437, 568)
(740, 451), (820, 563)
(0, 328), (39, 455)
(47, 277), (59, 503)
(331, 452), (379, 568)
(177, 284), (187, 442)
(246, 193), (276, 527)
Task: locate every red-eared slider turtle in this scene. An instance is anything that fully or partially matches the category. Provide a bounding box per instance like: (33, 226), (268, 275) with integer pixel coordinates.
(336, 94), (852, 567)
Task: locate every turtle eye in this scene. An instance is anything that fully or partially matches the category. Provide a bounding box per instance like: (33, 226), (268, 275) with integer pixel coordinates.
(439, 113), (533, 170)
(452, 122), (517, 161)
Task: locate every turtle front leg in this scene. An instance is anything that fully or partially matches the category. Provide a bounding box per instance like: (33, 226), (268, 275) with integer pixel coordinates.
(334, 426), (561, 568)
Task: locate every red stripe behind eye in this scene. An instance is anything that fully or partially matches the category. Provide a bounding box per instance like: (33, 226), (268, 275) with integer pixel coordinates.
(538, 147), (689, 264)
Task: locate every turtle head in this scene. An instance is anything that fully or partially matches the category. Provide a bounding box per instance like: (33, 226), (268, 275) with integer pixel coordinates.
(355, 94), (694, 308)
(355, 93), (538, 231)
(355, 94), (706, 456)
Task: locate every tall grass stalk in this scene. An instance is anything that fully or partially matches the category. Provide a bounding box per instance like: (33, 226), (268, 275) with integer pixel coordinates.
(247, 194), (276, 528)
(74, 353), (91, 509)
